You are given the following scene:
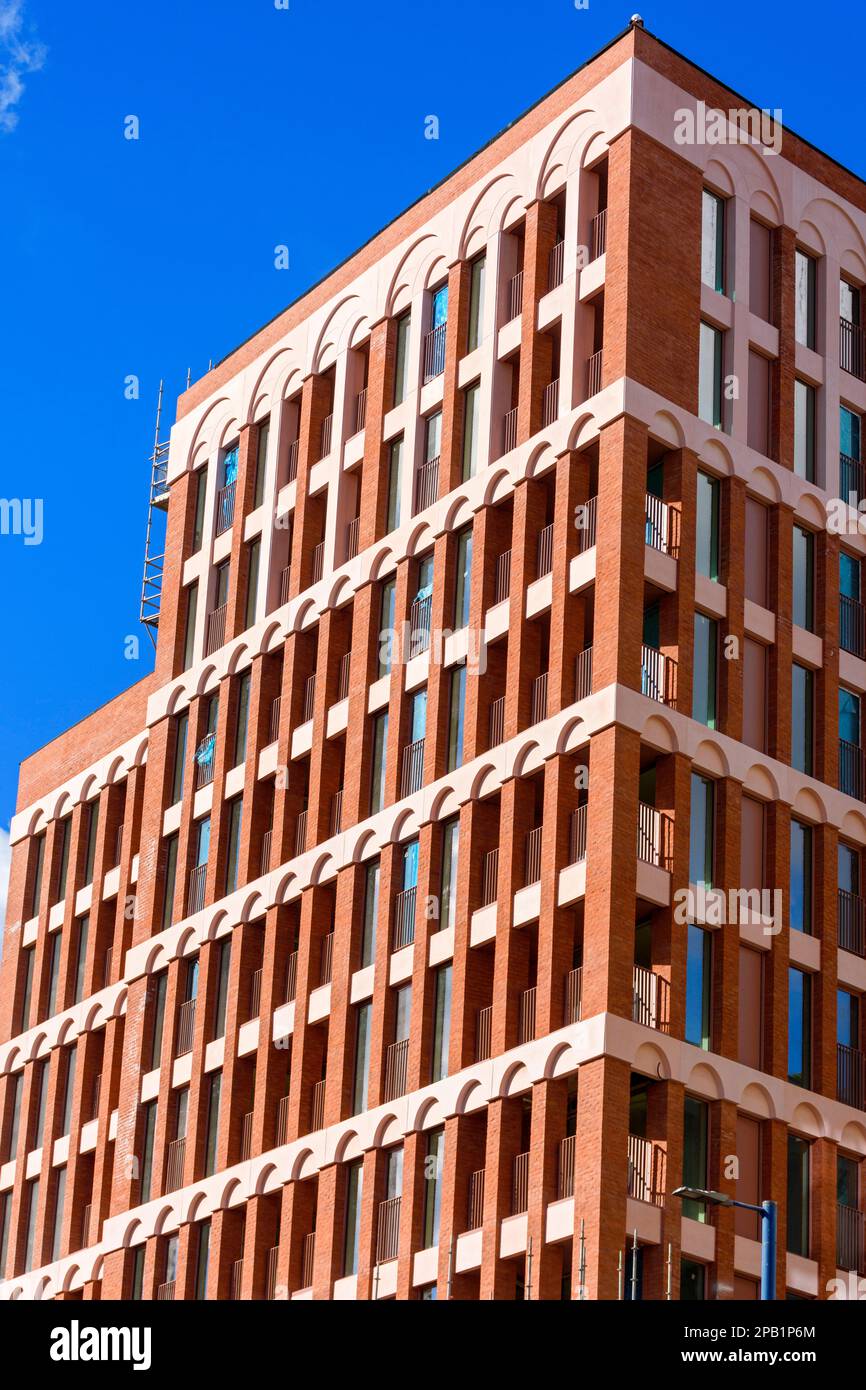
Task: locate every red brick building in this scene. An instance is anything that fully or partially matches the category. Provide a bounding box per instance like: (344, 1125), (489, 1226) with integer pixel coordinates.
(3, 21), (866, 1301)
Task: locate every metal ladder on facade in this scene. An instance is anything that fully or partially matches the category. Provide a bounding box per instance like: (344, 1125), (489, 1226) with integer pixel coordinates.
(139, 380), (171, 647)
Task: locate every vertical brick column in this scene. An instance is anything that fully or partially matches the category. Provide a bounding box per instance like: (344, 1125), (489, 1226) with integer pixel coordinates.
(770, 226), (796, 472)
(448, 798), (497, 1072)
(526, 1077), (567, 1298)
(571, 1054), (630, 1300)
(644, 1078), (684, 1300)
(714, 778), (743, 1060)
(422, 530), (456, 785)
(490, 777), (535, 1054)
(763, 802), (791, 1080)
(548, 449), (589, 714)
(653, 751), (692, 1041)
(592, 415), (647, 693)
(536, 755), (577, 1036)
(439, 259), (473, 496)
(154, 467), (198, 685)
(479, 1098), (522, 1299)
(710, 1098), (739, 1298)
(358, 318), (397, 550)
(395, 1130), (426, 1299)
(767, 504), (794, 766)
(516, 200), (559, 442)
(718, 475), (745, 741)
(815, 528), (840, 792)
(813, 823), (839, 1100)
(289, 373), (332, 595)
(502, 479), (546, 738)
(224, 421), (260, 643)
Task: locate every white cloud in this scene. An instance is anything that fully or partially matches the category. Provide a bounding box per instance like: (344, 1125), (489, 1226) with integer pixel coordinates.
(0, 825), (10, 966)
(0, 0), (45, 133)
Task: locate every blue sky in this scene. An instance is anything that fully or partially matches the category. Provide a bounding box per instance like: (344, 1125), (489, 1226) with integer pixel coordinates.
(0, 0), (863, 846)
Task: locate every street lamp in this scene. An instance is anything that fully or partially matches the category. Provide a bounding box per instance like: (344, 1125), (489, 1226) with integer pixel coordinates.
(671, 1187), (777, 1301)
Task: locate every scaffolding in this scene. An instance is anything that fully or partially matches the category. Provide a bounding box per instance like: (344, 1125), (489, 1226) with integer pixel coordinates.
(139, 380), (171, 647)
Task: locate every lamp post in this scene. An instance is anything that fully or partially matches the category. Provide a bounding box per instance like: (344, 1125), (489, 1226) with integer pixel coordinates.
(671, 1187), (777, 1301)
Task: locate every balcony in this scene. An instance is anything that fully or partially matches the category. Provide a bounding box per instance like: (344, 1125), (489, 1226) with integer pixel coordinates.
(376, 1196), (402, 1264)
(392, 884), (416, 951)
(330, 788), (343, 836)
(524, 826), (542, 886)
(840, 453), (866, 508)
(302, 672), (316, 724)
(840, 594), (866, 658)
(195, 733), (216, 789)
(645, 494), (670, 554)
(475, 1004), (492, 1062)
(156, 1280), (176, 1302)
(276, 1094), (290, 1146)
(268, 696), (281, 745)
(494, 549), (512, 604)
(837, 1043), (866, 1110)
(91, 1073), (102, 1122)
(284, 950), (298, 1004)
(518, 986), (536, 1045)
(409, 593), (432, 655)
(564, 966), (582, 1024)
(840, 317), (865, 382)
(502, 405), (518, 455)
(205, 602), (227, 656)
(249, 967), (263, 1020)
(511, 1151), (530, 1214)
(575, 646), (593, 700)
(641, 644), (677, 707)
(113, 822), (124, 868)
(103, 946), (113, 988)
(345, 515), (360, 561)
(241, 1110), (253, 1161)
(260, 829), (272, 877)
(569, 806), (587, 865)
(319, 412), (333, 460)
(337, 651), (351, 702)
(187, 864), (207, 916)
(531, 671), (548, 724)
(536, 522), (554, 578)
(176, 997), (196, 1056)
(286, 437), (299, 484)
(637, 802), (671, 870)
(577, 495), (598, 553)
(839, 739), (866, 801)
(295, 809), (308, 857)
(481, 847), (499, 907)
(586, 350), (603, 398)
(548, 239), (565, 291)
(311, 1079), (326, 1131)
(300, 1232), (316, 1290)
(165, 1136), (185, 1192)
(401, 737), (425, 797)
(311, 540), (325, 585)
(627, 1133), (665, 1206)
(632, 964), (670, 1032)
(383, 1037), (409, 1102)
(466, 1168), (485, 1232)
(839, 889), (866, 957)
(279, 565), (291, 606)
(215, 481), (236, 536)
(231, 1259), (244, 1301)
(508, 270), (524, 322)
(354, 387), (367, 434)
(266, 1245), (280, 1300)
(590, 208), (607, 261)
(414, 455), (440, 513)
(837, 1204), (866, 1275)
(557, 1134), (576, 1200)
(488, 695), (505, 749)
(542, 378), (559, 428)
(423, 322), (447, 381)
(319, 931), (334, 986)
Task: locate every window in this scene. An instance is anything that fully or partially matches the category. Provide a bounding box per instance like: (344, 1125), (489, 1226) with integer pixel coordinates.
(698, 322), (723, 428)
(164, 1233), (179, 1291)
(55, 817), (71, 904)
(744, 498), (768, 606)
(224, 797), (243, 895)
(4, 1072), (22, 1162)
(792, 527), (814, 631)
(838, 988), (860, 1050)
(378, 577), (397, 677)
(149, 972), (168, 1070)
(183, 582), (198, 670)
(352, 1003), (371, 1115)
(387, 437), (403, 532)
(462, 383), (481, 481)
(370, 712), (388, 815)
(692, 614), (717, 728)
(447, 665), (466, 771)
(244, 538), (260, 630)
(232, 672), (251, 769)
(701, 190), (725, 293)
(840, 687), (861, 776)
(139, 1101), (157, 1203)
(749, 218), (772, 322)
(171, 711), (189, 805)
(393, 313), (411, 406)
(192, 468), (208, 554)
(793, 380), (815, 481)
(682, 1097), (709, 1222)
(195, 815), (211, 868)
(742, 639), (767, 753)
(685, 925), (712, 1050)
(73, 915), (89, 1004)
(28, 834), (45, 917)
(361, 860), (380, 968)
(19, 947), (34, 1032)
(430, 966), (452, 1083)
(343, 1160), (364, 1276)
(212, 941), (231, 1041)
(787, 1136), (810, 1256)
(841, 406), (862, 495)
(467, 254), (486, 352)
(454, 526), (473, 628)
(791, 665), (814, 775)
(692, 772), (711, 889)
(425, 409), (441, 467)
(161, 835), (179, 931)
(44, 930), (61, 1020)
(23, 1178), (40, 1273)
(423, 1129), (444, 1247)
(738, 948), (763, 1069)
(439, 818), (459, 934)
(841, 278), (861, 328)
(32, 1058), (48, 1148)
(194, 1220), (211, 1299)
(254, 417), (270, 510)
(83, 801), (99, 886)
(680, 1259), (706, 1300)
(695, 472), (719, 580)
(838, 1154), (859, 1211)
(60, 1046), (76, 1136)
(214, 558), (231, 611)
(790, 821), (812, 935)
(747, 350), (770, 456)
(788, 968), (811, 1087)
(795, 250), (817, 349)
(204, 1072), (221, 1177)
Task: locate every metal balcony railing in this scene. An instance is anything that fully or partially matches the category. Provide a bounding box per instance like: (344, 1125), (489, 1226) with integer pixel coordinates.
(346, 515), (360, 561)
(542, 377), (559, 428)
(91, 1073), (102, 1121)
(840, 740), (866, 801)
(195, 733), (216, 789)
(645, 493), (669, 553)
(641, 644), (677, 707)
(586, 350), (603, 397)
(482, 847), (499, 907)
(286, 437), (299, 484)
(839, 889), (866, 958)
(557, 1134), (576, 1200)
(838, 1043), (866, 1110)
(840, 452), (866, 507)
(320, 412), (333, 460)
(376, 1196), (402, 1263)
(401, 737), (425, 797)
(205, 602), (227, 656)
(548, 239), (565, 290)
(82, 1204), (93, 1245)
(311, 1079), (326, 1131)
(320, 932), (334, 987)
(575, 645), (593, 700)
(383, 1037), (409, 1102)
(311, 540), (325, 585)
(295, 810), (308, 857)
(525, 827), (542, 886)
(503, 406), (518, 455)
(302, 672), (316, 723)
(337, 651), (351, 702)
(266, 1244), (280, 1300)
(840, 594), (866, 658)
(531, 671), (548, 724)
(627, 1133), (665, 1206)
(276, 1094), (290, 1146)
(260, 828), (272, 878)
(231, 1258), (244, 1301)
(637, 802), (671, 870)
(392, 885), (417, 951)
(837, 1204), (866, 1275)
(176, 997), (196, 1056)
(103, 946), (113, 988)
(564, 966), (582, 1025)
(215, 481), (236, 536)
(166, 1136), (185, 1191)
(284, 951), (298, 1004)
(409, 593), (432, 654)
(113, 822), (124, 867)
(467, 1169), (485, 1232)
(569, 806), (587, 865)
(590, 208), (607, 261)
(475, 1005), (493, 1062)
(632, 965), (670, 1033)
(423, 322), (447, 381)
(494, 549), (512, 604)
(488, 695), (505, 749)
(508, 270), (524, 322)
(518, 987), (537, 1045)
(577, 495), (598, 553)
(156, 1280), (176, 1301)
(537, 522), (554, 577)
(512, 1152), (530, 1215)
(300, 1232), (316, 1290)
(241, 1110), (253, 1162)
(354, 387), (367, 434)
(279, 564), (291, 606)
(841, 317), (866, 381)
(414, 456), (439, 513)
(249, 967), (262, 1020)
(330, 789), (343, 836)
(187, 864), (207, 917)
